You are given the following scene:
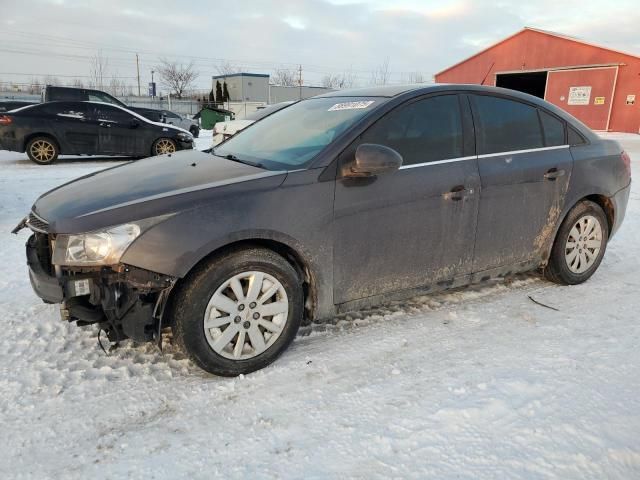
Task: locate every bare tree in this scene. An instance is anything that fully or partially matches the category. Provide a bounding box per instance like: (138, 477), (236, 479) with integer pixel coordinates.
(369, 57), (390, 86)
(108, 75), (130, 97)
(321, 75), (339, 88)
(156, 58), (199, 98)
(321, 69), (356, 89)
(402, 71), (426, 84)
(28, 77), (43, 94)
(89, 51), (109, 90)
(43, 75), (61, 86)
(71, 78), (85, 88)
(272, 68), (298, 86)
(216, 61), (239, 76)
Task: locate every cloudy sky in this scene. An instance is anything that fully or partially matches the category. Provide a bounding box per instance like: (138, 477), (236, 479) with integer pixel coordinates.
(1, 0), (639, 92)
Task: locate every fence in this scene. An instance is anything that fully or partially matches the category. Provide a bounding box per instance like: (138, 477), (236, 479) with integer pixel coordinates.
(119, 97), (201, 116)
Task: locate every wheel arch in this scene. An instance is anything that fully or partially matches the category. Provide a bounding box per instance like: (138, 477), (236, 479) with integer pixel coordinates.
(167, 237), (318, 324)
(583, 194), (614, 233)
(23, 132), (60, 153)
(542, 193), (614, 265)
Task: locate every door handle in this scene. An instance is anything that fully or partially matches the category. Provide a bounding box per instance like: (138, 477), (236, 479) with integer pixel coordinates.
(544, 168), (565, 180)
(442, 185), (473, 201)
(99, 122), (112, 128)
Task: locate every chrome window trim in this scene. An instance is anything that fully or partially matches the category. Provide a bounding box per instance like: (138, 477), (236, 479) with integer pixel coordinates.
(399, 156), (476, 169)
(398, 145), (570, 170)
(477, 144), (570, 159)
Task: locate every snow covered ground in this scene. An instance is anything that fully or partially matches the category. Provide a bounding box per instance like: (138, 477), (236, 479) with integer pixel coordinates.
(0, 131), (639, 479)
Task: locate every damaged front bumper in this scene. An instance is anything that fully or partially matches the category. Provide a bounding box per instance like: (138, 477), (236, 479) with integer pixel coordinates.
(26, 233), (176, 343)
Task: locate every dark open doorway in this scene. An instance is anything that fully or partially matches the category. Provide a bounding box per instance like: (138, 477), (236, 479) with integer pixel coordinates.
(495, 71), (548, 99)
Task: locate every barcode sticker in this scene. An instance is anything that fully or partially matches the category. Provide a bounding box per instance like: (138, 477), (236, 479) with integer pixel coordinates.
(74, 279), (90, 296)
(328, 101), (375, 111)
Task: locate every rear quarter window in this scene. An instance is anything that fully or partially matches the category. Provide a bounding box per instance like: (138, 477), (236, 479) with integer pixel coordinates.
(539, 110), (566, 146)
(568, 126), (587, 145)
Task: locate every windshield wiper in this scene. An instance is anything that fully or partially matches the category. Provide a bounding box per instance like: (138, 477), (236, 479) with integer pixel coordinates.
(211, 150), (267, 169)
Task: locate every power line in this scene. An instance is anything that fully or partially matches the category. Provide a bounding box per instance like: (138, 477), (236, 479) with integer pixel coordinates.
(0, 71), (138, 79)
(0, 29), (436, 78)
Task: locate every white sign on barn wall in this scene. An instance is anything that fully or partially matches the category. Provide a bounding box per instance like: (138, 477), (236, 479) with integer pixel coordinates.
(567, 86), (592, 105)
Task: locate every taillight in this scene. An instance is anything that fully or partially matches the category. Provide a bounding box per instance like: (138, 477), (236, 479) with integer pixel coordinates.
(621, 150), (631, 179)
(0, 115), (12, 126)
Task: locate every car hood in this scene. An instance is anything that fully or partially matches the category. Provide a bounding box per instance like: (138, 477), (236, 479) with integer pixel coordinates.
(32, 149), (286, 233)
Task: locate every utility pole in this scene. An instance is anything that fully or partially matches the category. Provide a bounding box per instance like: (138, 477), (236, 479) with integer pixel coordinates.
(136, 53), (141, 96)
(298, 64), (303, 100)
(151, 70), (155, 98)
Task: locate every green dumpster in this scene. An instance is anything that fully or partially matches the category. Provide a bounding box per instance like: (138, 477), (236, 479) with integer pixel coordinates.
(195, 107), (235, 130)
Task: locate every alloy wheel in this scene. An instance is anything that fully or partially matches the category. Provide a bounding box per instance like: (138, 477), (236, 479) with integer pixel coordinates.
(30, 140), (56, 163)
(203, 271), (289, 360)
(155, 139), (176, 155)
(564, 214), (603, 274)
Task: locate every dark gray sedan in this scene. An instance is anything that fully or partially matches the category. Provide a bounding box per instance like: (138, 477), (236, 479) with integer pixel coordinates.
(15, 85), (631, 376)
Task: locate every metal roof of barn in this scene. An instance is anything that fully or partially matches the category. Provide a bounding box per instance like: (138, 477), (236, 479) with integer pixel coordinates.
(435, 27), (640, 78)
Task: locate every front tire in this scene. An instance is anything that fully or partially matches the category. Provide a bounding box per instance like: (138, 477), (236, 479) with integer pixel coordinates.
(171, 247), (303, 376)
(544, 200), (609, 285)
(152, 137), (177, 156)
(26, 136), (59, 165)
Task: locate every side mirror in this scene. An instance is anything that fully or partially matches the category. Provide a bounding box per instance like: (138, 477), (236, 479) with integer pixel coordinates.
(346, 143), (403, 178)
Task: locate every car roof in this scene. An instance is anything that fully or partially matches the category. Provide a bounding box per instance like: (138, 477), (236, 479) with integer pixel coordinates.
(315, 83), (597, 140)
(314, 83), (544, 101)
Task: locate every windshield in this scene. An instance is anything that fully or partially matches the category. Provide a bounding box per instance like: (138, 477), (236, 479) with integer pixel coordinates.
(214, 96), (385, 170)
(246, 102), (294, 121)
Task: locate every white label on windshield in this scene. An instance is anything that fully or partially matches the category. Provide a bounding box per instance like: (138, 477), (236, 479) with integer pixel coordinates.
(328, 101), (374, 111)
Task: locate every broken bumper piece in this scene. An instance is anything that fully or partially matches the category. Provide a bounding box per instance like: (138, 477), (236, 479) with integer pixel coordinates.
(26, 233), (176, 343)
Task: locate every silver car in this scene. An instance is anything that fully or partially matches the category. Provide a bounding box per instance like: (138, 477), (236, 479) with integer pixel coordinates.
(160, 110), (200, 137)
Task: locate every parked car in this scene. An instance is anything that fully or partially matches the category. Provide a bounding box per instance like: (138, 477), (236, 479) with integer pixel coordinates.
(14, 85), (631, 376)
(43, 85), (185, 130)
(43, 85), (126, 106)
(0, 100), (38, 112)
(136, 108), (200, 137)
(0, 101), (193, 164)
(212, 101), (294, 146)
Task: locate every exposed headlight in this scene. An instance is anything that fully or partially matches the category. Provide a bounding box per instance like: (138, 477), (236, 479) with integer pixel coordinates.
(52, 224), (141, 266)
(177, 132), (193, 142)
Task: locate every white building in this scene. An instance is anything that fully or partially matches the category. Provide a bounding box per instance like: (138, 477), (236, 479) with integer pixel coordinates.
(212, 73), (335, 104)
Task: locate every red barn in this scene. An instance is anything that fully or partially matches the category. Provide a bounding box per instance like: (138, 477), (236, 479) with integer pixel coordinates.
(435, 27), (640, 133)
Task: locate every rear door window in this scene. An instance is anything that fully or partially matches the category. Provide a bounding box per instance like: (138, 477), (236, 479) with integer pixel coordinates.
(360, 94), (464, 165)
(88, 92), (123, 106)
(92, 105), (135, 124)
(471, 95), (544, 154)
(55, 103), (88, 120)
(539, 110), (566, 146)
(31, 103), (65, 115)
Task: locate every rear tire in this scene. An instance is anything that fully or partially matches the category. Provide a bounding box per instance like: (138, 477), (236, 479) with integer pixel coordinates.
(171, 247), (303, 376)
(26, 136), (59, 165)
(544, 200), (609, 285)
(152, 138), (177, 156)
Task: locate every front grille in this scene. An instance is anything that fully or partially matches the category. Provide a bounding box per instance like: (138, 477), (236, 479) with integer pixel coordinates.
(26, 211), (49, 233)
